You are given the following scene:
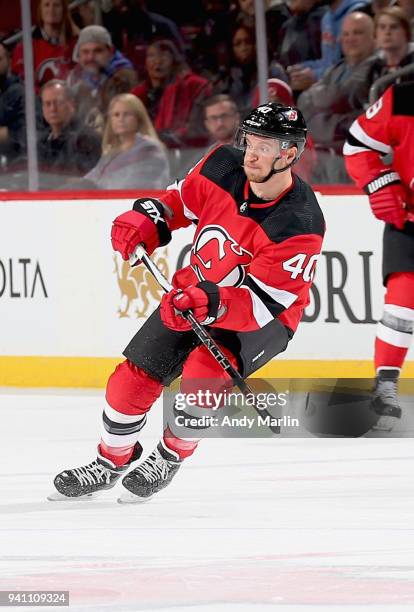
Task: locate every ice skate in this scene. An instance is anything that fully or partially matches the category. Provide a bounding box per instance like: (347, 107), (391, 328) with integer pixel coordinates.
(118, 441), (182, 504)
(370, 371), (402, 432)
(48, 443), (143, 500)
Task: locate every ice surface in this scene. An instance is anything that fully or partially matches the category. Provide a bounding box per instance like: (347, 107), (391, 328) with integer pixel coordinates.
(0, 389), (413, 611)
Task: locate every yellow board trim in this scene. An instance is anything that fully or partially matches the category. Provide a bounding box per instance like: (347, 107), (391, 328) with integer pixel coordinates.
(0, 357), (414, 388)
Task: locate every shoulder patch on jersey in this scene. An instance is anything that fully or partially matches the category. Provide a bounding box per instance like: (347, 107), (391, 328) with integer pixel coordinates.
(261, 176), (325, 242)
(392, 82), (414, 117)
(200, 145), (245, 197)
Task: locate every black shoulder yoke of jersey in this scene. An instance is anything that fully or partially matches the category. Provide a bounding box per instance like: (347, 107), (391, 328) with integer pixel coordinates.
(392, 82), (414, 117)
(261, 175), (325, 243)
(200, 145), (246, 202)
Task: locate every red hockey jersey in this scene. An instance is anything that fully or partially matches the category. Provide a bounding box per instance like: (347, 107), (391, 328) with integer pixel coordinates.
(12, 27), (75, 91)
(344, 82), (414, 211)
(160, 145), (325, 334)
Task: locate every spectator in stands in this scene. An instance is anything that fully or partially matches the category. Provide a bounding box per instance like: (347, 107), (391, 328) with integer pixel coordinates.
(132, 39), (211, 148)
(85, 93), (169, 189)
(203, 94), (240, 147)
(0, 43), (25, 164)
(38, 79), (101, 178)
(398, 0), (414, 38)
(12, 0), (78, 91)
(361, 1), (398, 18)
(297, 11), (376, 181)
(368, 7), (414, 91)
(188, 0), (233, 78)
(287, 0), (370, 93)
(278, 1), (327, 70)
(102, 0), (184, 78)
(131, 39), (179, 121)
(232, 0), (289, 59)
(67, 25), (137, 131)
(71, 1), (97, 29)
(213, 24), (287, 117)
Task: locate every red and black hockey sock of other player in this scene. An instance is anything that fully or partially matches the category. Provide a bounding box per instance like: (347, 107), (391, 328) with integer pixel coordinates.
(99, 360), (163, 467)
(375, 272), (414, 373)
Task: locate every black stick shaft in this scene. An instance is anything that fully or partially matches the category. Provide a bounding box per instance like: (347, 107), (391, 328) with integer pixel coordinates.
(130, 245), (280, 434)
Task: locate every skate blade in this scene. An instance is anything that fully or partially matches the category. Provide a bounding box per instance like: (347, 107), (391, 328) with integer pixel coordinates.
(371, 415), (398, 432)
(47, 490), (102, 501)
(117, 491), (153, 505)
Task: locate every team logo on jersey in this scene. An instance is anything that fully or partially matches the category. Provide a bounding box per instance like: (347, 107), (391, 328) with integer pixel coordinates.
(113, 251), (169, 318)
(191, 225), (252, 286)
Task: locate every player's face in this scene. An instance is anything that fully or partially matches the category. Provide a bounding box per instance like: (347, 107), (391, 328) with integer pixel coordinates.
(204, 101), (240, 143)
(243, 134), (280, 182)
(109, 101), (139, 137)
(243, 133), (297, 182)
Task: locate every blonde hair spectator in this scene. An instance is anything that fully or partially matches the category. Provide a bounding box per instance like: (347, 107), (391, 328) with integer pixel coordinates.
(103, 93), (159, 155)
(85, 93), (169, 189)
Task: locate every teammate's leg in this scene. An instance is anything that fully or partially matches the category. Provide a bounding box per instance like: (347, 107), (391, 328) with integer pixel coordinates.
(372, 271), (414, 429)
(119, 343), (238, 502)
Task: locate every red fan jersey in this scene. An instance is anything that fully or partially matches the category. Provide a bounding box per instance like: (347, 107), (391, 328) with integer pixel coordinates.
(161, 145), (325, 334)
(344, 82), (414, 211)
(12, 28), (75, 91)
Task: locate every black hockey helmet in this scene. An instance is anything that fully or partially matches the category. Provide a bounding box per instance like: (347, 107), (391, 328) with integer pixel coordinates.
(235, 102), (307, 166)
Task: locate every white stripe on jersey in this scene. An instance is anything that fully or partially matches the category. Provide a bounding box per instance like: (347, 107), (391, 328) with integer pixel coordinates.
(343, 142), (371, 156)
(348, 120), (391, 155)
(167, 179), (198, 222)
(248, 273), (298, 308)
(377, 322), (412, 348)
(245, 287), (274, 328)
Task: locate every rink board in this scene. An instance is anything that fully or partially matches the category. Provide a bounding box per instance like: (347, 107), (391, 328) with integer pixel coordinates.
(0, 189), (413, 386)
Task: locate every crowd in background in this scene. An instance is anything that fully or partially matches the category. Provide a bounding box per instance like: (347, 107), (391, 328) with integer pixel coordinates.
(0, 0), (413, 190)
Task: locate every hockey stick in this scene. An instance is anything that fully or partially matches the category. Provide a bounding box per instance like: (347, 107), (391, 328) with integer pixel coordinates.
(129, 245), (281, 434)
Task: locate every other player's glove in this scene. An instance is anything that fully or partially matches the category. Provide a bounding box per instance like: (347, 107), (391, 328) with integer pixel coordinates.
(365, 173), (407, 230)
(160, 282), (221, 332)
(111, 198), (171, 260)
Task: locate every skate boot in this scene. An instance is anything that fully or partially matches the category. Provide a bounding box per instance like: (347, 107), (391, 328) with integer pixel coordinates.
(370, 369), (402, 432)
(118, 441), (182, 504)
(48, 443), (143, 500)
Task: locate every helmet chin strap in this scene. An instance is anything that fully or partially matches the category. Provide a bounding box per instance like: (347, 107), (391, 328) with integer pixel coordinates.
(255, 154), (296, 183)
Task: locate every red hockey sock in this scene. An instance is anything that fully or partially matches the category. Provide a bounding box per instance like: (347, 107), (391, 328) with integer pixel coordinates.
(99, 441), (135, 467)
(163, 427), (199, 460)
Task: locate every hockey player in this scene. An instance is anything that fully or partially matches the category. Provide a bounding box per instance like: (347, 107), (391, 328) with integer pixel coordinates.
(50, 102), (325, 503)
(344, 81), (414, 431)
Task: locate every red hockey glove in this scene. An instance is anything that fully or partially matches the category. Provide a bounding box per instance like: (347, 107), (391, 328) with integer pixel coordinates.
(365, 173), (407, 230)
(160, 282), (221, 332)
(111, 198), (171, 260)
